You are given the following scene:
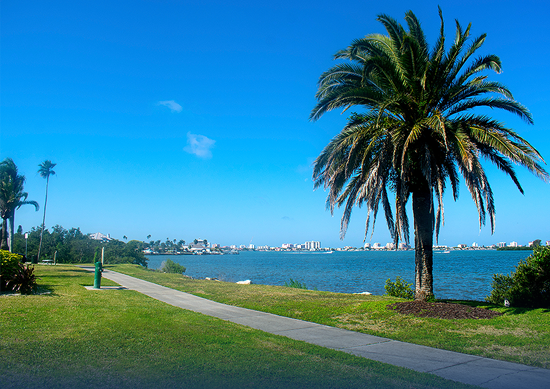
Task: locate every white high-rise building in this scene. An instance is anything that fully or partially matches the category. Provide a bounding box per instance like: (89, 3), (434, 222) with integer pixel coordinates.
(305, 241), (321, 250)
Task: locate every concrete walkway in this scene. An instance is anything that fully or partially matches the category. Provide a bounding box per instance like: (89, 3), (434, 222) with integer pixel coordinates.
(86, 268), (549, 389)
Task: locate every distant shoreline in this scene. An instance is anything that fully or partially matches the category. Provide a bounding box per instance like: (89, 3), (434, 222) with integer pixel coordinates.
(496, 247), (534, 251)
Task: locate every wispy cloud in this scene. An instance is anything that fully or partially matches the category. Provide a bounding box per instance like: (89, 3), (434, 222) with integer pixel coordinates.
(157, 100), (182, 113)
(184, 132), (215, 159)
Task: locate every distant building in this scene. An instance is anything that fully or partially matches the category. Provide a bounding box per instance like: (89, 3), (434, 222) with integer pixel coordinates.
(385, 242), (395, 250)
(282, 243), (294, 249)
(457, 244), (467, 248)
(89, 232), (112, 242)
(546, 241), (550, 246)
(372, 243), (382, 249)
(398, 242), (410, 250)
(498, 242), (506, 248)
(364, 243), (371, 249)
(305, 241), (321, 250)
(249, 244), (255, 250)
(472, 242), (478, 248)
(509, 241), (518, 247)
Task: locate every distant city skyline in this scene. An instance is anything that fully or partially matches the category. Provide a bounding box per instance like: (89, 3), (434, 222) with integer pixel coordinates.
(2, 0), (549, 249)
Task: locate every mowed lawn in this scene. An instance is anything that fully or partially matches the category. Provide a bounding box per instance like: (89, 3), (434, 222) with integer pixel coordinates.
(110, 264), (550, 369)
(0, 265), (476, 389)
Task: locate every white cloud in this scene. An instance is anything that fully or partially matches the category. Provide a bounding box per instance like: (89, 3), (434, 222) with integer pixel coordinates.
(157, 100), (182, 113)
(184, 132), (215, 159)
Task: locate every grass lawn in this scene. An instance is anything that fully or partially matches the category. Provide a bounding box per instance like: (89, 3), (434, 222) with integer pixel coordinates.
(0, 265), (476, 389)
(109, 264), (550, 369)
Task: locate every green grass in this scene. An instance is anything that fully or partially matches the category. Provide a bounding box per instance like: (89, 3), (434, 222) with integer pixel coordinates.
(109, 263), (550, 369)
(0, 265), (476, 389)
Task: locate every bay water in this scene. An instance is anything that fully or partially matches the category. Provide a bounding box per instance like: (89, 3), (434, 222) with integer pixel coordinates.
(146, 250), (531, 301)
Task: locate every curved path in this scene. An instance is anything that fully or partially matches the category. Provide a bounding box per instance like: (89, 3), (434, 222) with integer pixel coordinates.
(86, 268), (549, 389)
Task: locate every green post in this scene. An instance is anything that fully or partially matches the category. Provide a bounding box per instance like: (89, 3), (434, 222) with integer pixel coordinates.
(94, 261), (103, 289)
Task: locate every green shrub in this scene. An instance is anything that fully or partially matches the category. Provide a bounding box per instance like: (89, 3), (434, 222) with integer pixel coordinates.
(284, 278), (308, 289)
(1, 250), (23, 291)
(486, 246), (550, 308)
(384, 276), (414, 299)
(7, 263), (38, 294)
(158, 259), (186, 274)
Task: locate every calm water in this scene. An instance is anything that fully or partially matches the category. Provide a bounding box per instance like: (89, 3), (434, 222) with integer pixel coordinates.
(146, 250), (531, 301)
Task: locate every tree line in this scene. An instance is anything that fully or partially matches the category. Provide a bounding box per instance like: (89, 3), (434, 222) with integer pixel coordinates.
(12, 224), (148, 267)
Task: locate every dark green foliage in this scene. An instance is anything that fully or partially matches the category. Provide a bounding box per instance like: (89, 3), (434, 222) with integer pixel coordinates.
(104, 239), (148, 267)
(11, 225), (148, 267)
(384, 277), (414, 299)
(6, 263), (37, 294)
(0, 158), (39, 251)
(158, 259), (186, 274)
(1, 250), (22, 291)
(93, 247), (100, 263)
(487, 246), (550, 308)
(284, 278), (308, 289)
(496, 246), (533, 251)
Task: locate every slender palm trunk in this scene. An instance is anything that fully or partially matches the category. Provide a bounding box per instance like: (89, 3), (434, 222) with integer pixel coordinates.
(8, 215), (15, 253)
(37, 177), (49, 262)
(1, 217), (8, 251)
(412, 181), (434, 301)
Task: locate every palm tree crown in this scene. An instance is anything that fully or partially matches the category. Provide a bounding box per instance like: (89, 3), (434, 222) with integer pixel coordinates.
(311, 9), (548, 299)
(0, 158), (39, 251)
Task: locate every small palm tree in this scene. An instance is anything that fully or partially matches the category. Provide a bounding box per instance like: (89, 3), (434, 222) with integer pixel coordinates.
(37, 160), (56, 262)
(311, 9), (549, 300)
(0, 158), (39, 252)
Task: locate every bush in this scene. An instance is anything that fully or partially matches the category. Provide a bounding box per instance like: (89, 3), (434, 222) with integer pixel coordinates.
(7, 263), (38, 294)
(1, 250), (23, 291)
(486, 246), (550, 308)
(158, 259), (186, 274)
(384, 276), (414, 299)
(284, 278), (307, 289)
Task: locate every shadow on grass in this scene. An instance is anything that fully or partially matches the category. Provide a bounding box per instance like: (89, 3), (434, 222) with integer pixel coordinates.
(440, 299), (550, 314)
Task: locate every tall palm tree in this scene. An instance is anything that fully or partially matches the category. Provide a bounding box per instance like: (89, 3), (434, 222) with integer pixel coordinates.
(0, 158), (39, 252)
(37, 160), (56, 262)
(310, 9), (549, 300)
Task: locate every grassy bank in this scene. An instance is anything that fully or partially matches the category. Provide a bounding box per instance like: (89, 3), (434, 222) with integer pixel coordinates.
(0, 265), (475, 389)
(110, 264), (550, 369)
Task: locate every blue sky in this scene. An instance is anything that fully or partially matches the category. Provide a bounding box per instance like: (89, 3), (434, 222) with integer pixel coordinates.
(2, 0), (549, 248)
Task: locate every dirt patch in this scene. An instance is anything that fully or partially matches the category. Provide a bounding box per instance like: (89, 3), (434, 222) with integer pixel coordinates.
(387, 300), (502, 319)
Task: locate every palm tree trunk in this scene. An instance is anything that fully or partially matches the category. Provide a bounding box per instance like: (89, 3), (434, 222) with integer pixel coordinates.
(8, 215), (15, 253)
(1, 217), (8, 251)
(412, 182), (434, 301)
(37, 177), (49, 262)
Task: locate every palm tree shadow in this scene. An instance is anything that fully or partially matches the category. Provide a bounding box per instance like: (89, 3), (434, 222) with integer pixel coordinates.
(440, 299), (549, 314)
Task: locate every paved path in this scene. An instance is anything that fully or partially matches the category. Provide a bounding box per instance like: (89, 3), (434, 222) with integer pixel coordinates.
(86, 268), (549, 389)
